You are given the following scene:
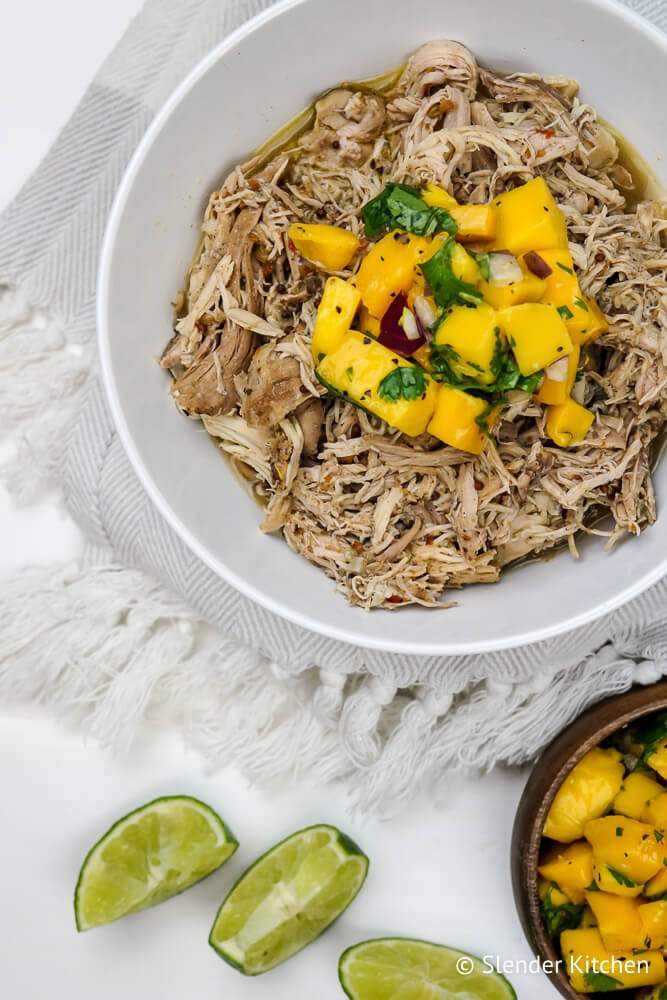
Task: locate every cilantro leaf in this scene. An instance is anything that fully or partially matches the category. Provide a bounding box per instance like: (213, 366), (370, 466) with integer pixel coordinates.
(557, 305), (574, 321)
(377, 366), (428, 402)
(420, 239), (483, 311)
(362, 184), (458, 238)
(541, 883), (584, 937)
(582, 970), (623, 992)
(471, 250), (491, 282)
(607, 866), (637, 888)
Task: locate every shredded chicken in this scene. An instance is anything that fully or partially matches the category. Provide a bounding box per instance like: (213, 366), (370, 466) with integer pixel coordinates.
(160, 40), (667, 610)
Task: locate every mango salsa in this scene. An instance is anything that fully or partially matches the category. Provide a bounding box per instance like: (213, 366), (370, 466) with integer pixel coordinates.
(307, 176), (611, 452)
(316, 330), (437, 437)
(539, 712), (667, 999)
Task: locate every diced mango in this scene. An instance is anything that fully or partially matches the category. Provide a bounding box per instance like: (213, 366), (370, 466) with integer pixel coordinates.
(480, 263), (546, 311)
(422, 183), (458, 211)
(316, 330), (437, 437)
(592, 861), (645, 897)
(546, 399), (594, 448)
(536, 346), (580, 406)
(427, 385), (496, 455)
(580, 296), (609, 345)
(499, 303), (573, 376)
(584, 816), (665, 886)
(543, 747), (624, 843)
(614, 771), (665, 821)
(578, 907), (598, 929)
(642, 792), (667, 828)
(451, 204), (497, 243)
(432, 303), (501, 385)
(539, 841), (594, 904)
(639, 900), (667, 950)
(560, 928), (664, 993)
(644, 866), (667, 901)
(289, 222), (360, 271)
(358, 306), (381, 339)
(406, 271), (426, 308)
(489, 177), (569, 256)
(311, 277), (361, 360)
(356, 231), (430, 317)
(585, 892), (644, 952)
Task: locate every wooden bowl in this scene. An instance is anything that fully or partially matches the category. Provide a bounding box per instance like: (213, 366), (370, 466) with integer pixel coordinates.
(511, 681), (667, 999)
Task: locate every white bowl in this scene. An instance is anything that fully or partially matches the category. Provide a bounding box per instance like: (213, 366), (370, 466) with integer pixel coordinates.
(99, 0), (667, 656)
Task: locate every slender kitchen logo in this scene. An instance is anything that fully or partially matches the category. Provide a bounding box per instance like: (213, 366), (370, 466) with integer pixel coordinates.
(456, 954), (650, 979)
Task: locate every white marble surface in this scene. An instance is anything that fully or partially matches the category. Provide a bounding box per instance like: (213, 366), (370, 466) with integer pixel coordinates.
(0, 2), (558, 996)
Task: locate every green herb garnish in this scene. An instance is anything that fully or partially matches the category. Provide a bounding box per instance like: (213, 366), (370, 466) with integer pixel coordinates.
(574, 297), (589, 311)
(377, 366), (428, 403)
(541, 883), (584, 937)
(557, 305), (574, 321)
(582, 970), (623, 992)
(557, 262), (575, 275)
(471, 250), (491, 282)
(656, 830), (664, 843)
(616, 827), (624, 837)
(362, 184), (458, 238)
(607, 866), (637, 888)
(420, 239), (483, 311)
(345, 366), (354, 381)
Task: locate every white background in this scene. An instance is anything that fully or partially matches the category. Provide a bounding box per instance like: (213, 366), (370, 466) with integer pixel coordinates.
(0, 2), (557, 996)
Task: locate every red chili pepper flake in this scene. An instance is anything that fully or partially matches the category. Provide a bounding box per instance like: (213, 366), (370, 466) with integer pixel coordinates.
(537, 127), (556, 139)
(288, 239), (297, 253)
(387, 595), (403, 604)
(248, 178), (260, 191)
(425, 535), (434, 545)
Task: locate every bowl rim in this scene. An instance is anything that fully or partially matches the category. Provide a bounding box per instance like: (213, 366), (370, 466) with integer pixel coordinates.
(97, 0), (667, 656)
(511, 682), (667, 999)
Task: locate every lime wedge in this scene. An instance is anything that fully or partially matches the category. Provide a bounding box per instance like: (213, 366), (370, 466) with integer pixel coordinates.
(74, 795), (238, 931)
(209, 824), (368, 975)
(339, 938), (517, 1000)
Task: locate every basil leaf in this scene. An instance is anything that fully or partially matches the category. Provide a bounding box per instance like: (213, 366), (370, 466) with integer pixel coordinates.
(377, 366), (428, 402)
(420, 239), (483, 311)
(363, 184), (458, 238)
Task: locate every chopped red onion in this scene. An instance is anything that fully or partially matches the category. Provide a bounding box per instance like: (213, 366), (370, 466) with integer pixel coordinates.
(378, 292), (426, 357)
(523, 250), (553, 279)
